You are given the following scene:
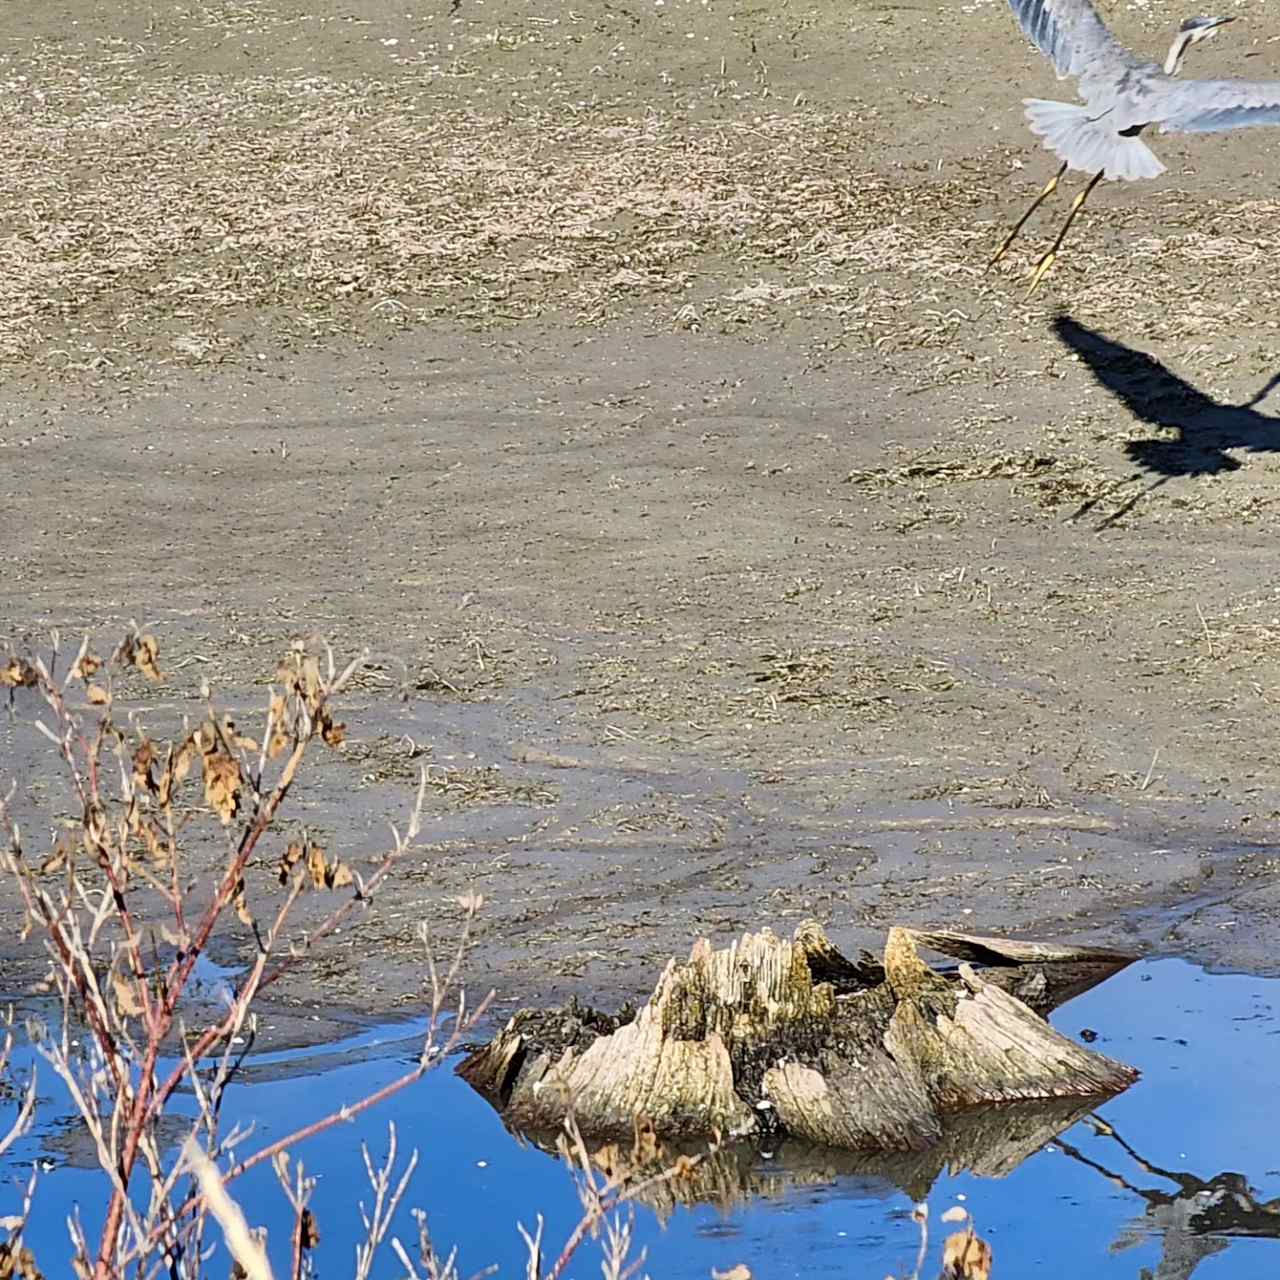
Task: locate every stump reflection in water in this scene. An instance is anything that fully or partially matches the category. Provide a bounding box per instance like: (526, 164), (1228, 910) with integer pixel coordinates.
(502, 1094), (1106, 1219)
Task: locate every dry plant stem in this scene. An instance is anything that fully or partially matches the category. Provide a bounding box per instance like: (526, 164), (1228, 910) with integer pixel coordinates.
(0, 637), (356, 1278)
(540, 1118), (732, 1280)
(5, 634), (474, 1279)
(184, 1137), (272, 1280)
(94, 735), (313, 1280)
(46, 652), (156, 1026)
(911, 1205), (929, 1280)
(136, 1024), (260, 1274)
(95, 653), (369, 1278)
(148, 769), (431, 1162)
(0, 1166), (39, 1237)
(144, 1009), (490, 1266)
(390, 1210), (466, 1280)
(165, 732), (309, 1010)
(291, 1211), (305, 1280)
(354, 1125), (420, 1280)
(5, 795), (130, 1102)
(272, 1153), (315, 1280)
(225, 986), (490, 1186)
(0, 1020), (37, 1160)
(518, 1218), (544, 1280)
(140, 905), (490, 1264)
(149, 874), (306, 1119)
(598, 1214), (644, 1280)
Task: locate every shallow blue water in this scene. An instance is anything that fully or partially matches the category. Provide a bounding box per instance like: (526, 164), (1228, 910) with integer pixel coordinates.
(4, 958), (1278, 1279)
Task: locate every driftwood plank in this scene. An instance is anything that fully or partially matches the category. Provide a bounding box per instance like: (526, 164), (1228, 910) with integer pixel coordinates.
(905, 928), (1137, 966)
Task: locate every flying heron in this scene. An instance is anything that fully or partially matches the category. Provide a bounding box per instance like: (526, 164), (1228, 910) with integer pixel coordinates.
(992, 1), (1280, 292)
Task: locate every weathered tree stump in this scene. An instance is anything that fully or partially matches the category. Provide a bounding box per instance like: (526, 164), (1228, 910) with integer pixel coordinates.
(459, 922), (1138, 1152)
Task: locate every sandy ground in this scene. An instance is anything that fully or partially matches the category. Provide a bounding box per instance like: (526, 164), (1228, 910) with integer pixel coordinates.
(4, 0), (1280, 1030)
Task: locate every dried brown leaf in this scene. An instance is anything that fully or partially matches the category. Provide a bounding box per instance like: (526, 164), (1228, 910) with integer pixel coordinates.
(233, 882), (254, 928)
(320, 713), (345, 748)
(173, 738), (196, 785)
(86, 684), (110, 706)
(36, 835), (73, 876)
(306, 842), (328, 890)
(111, 630), (163, 681)
(299, 1208), (320, 1250)
(276, 648), (322, 704)
(0, 1239), (46, 1280)
(203, 752), (242, 825)
(267, 693), (291, 758)
(294, 842), (355, 890)
(132, 740), (156, 792)
(132, 632), (163, 681)
(0, 657), (38, 689)
(82, 802), (108, 856)
(136, 820), (169, 867)
(156, 750), (181, 808)
(218, 717), (259, 755)
(112, 972), (145, 1018)
(942, 1231), (992, 1280)
(299, 654), (322, 701)
(70, 652), (102, 681)
(278, 840), (305, 885)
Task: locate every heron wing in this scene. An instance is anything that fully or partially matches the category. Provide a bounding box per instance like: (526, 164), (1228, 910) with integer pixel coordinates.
(1005, 0), (1140, 80)
(1152, 78), (1280, 134)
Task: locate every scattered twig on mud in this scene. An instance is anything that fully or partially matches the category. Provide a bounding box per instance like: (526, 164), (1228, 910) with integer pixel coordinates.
(1196, 601), (1217, 658)
(1139, 749), (1162, 793)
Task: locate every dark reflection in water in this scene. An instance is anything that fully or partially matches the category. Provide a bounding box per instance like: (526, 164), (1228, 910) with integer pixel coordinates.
(505, 1095), (1105, 1219)
(1056, 1116), (1280, 1280)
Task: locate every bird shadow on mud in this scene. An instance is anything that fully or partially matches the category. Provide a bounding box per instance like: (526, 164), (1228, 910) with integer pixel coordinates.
(1051, 314), (1280, 529)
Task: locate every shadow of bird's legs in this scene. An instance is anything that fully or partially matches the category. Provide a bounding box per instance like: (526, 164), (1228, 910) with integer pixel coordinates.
(988, 160), (1068, 269)
(1027, 169), (1105, 295)
(1066, 472), (1142, 524)
(1242, 370), (1280, 409)
(1095, 474), (1170, 530)
(1087, 1116), (1195, 1187)
(1055, 1135), (1147, 1197)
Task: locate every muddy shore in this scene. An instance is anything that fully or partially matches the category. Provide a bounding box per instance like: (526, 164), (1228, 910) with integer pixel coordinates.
(4, 0), (1280, 1034)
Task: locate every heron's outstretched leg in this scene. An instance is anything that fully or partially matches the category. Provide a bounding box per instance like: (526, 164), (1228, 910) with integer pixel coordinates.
(988, 161), (1068, 269)
(1026, 170), (1105, 295)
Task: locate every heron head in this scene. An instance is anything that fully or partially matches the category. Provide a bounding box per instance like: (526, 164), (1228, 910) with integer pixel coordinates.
(1165, 15), (1237, 74)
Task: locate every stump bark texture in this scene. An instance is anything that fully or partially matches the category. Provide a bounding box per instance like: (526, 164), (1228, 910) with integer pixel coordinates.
(459, 922), (1138, 1152)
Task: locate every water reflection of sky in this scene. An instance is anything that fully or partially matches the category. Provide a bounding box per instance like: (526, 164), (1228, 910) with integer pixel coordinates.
(4, 958), (1278, 1279)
